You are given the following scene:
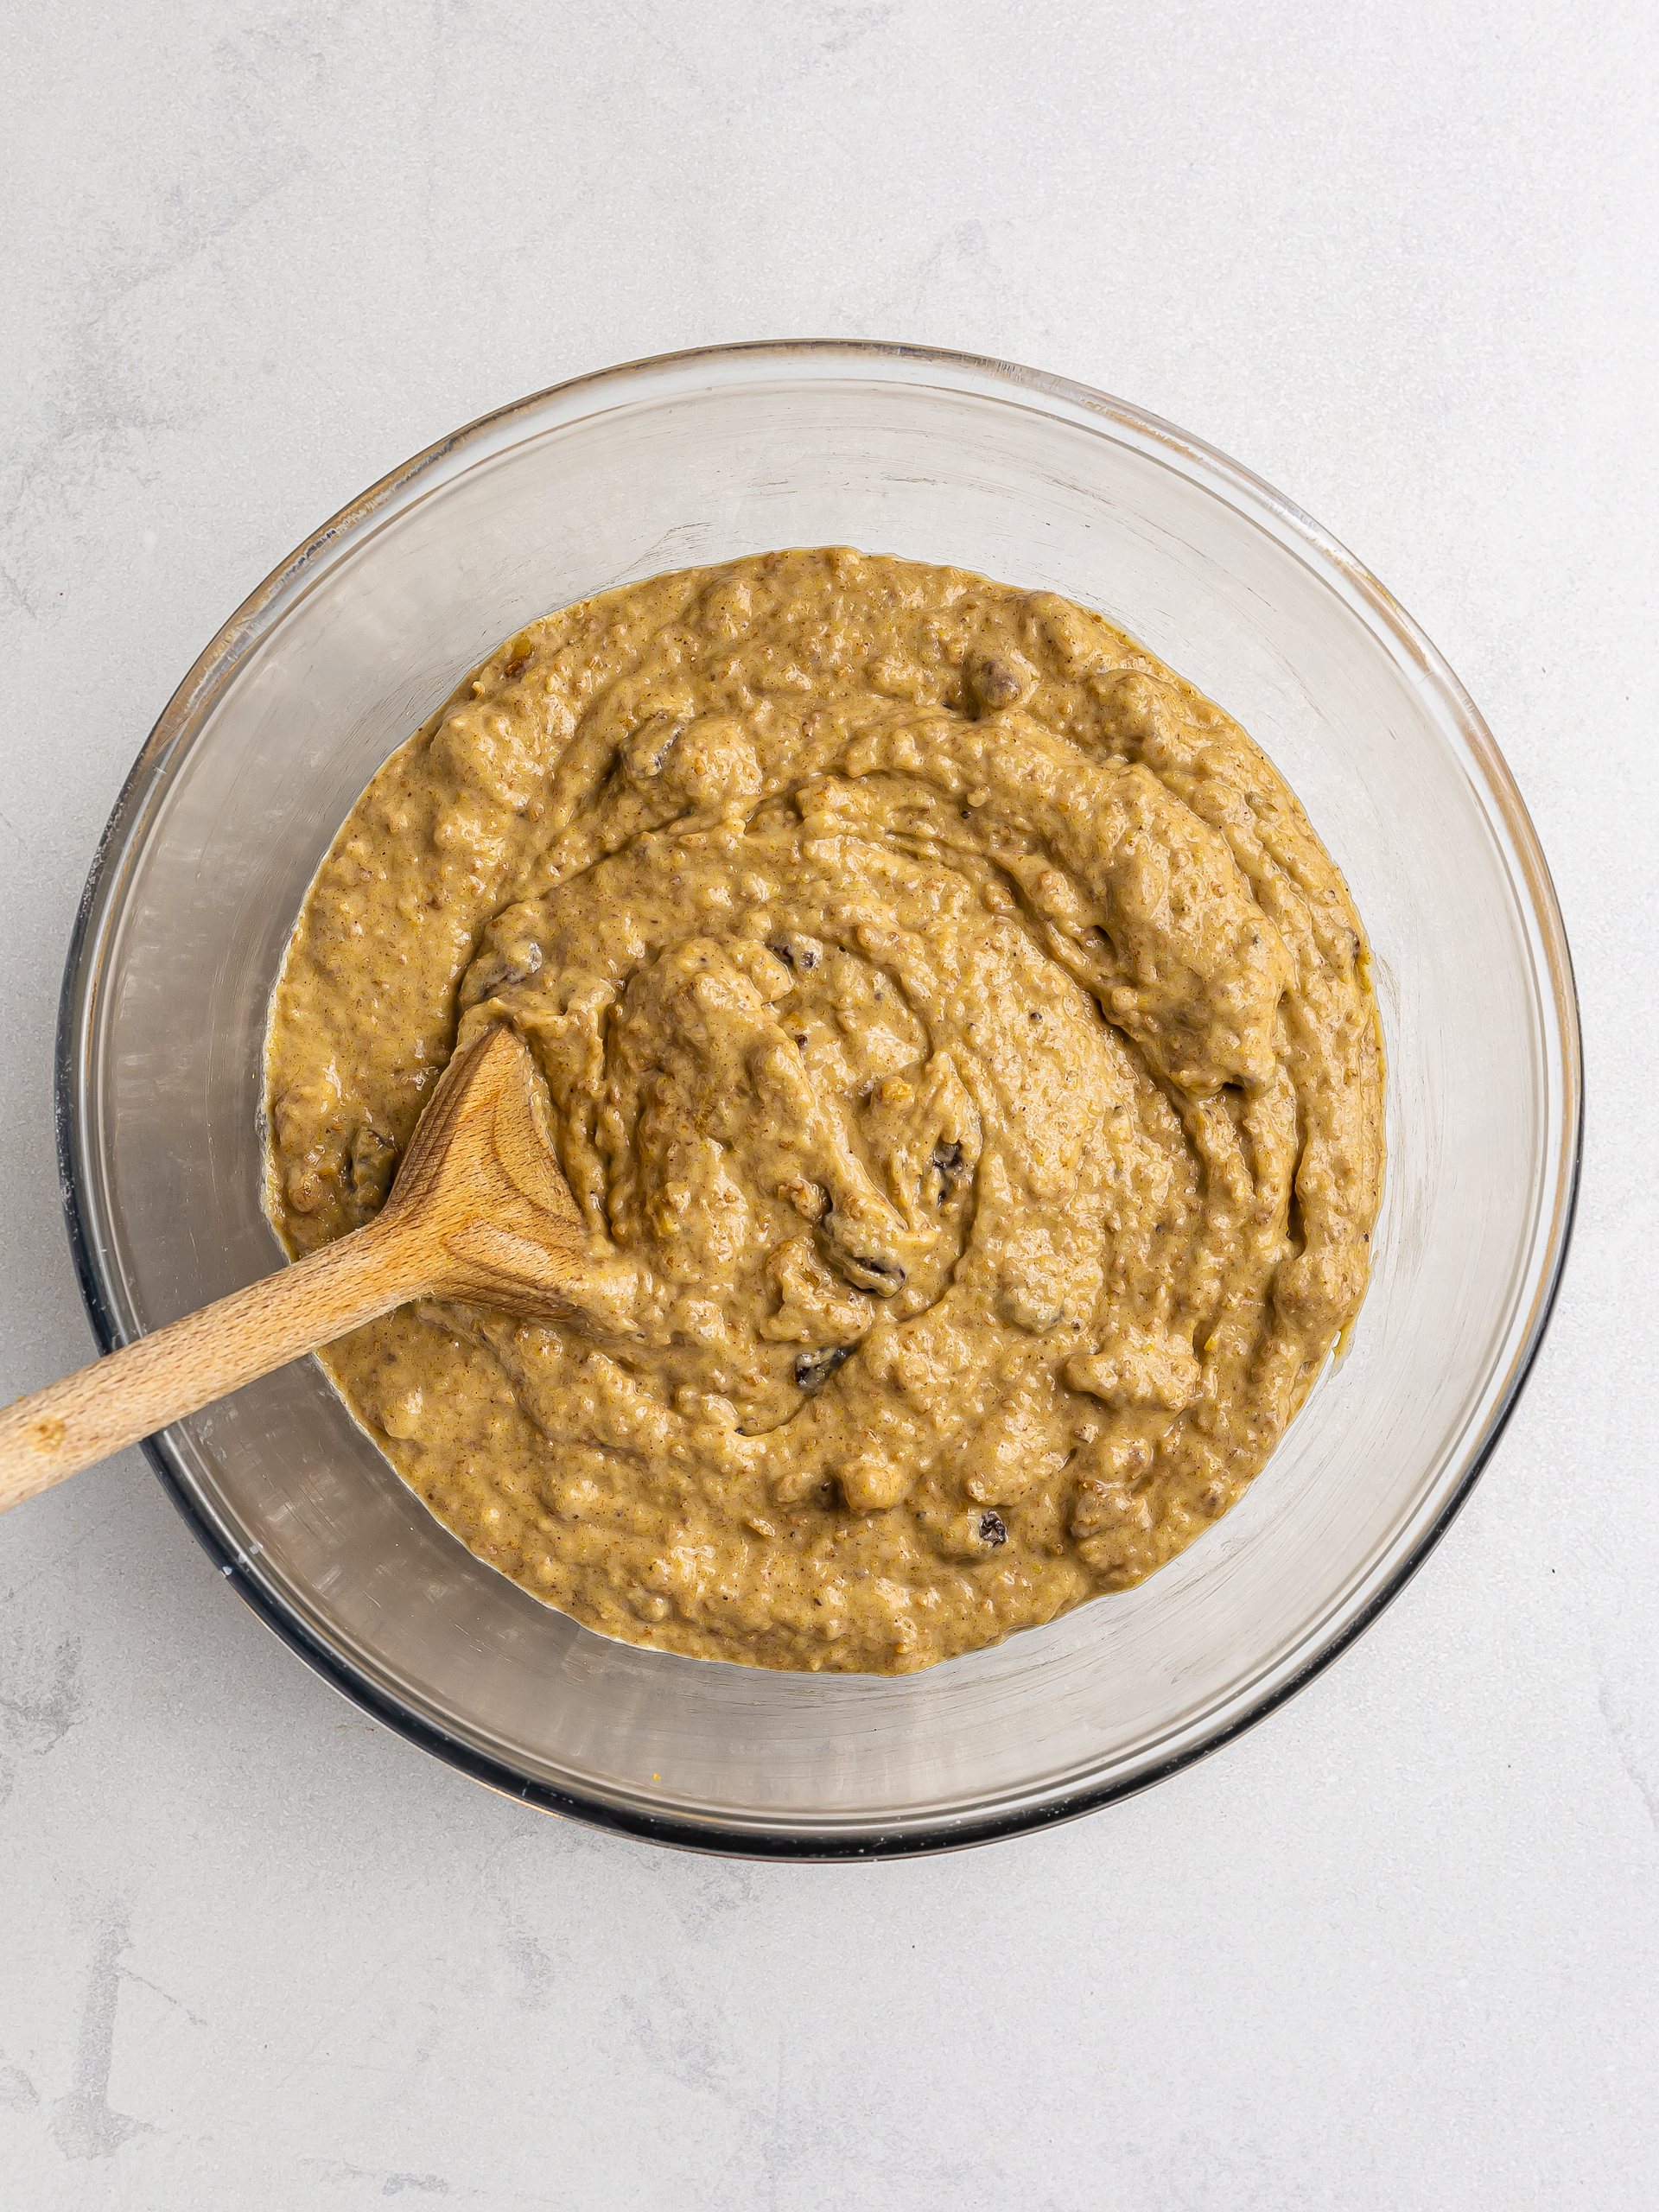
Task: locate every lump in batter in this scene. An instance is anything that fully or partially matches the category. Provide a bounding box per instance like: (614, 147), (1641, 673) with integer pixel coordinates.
(264, 548), (1384, 1673)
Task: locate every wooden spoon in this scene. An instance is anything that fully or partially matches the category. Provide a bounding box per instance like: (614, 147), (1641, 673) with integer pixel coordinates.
(0, 1024), (610, 1516)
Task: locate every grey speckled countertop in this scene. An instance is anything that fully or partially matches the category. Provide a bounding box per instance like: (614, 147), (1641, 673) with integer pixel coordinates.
(3, 4), (1656, 2206)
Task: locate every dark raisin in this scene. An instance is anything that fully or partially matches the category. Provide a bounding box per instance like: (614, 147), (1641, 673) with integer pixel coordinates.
(462, 942), (543, 1004)
(798, 947), (817, 970)
(932, 1141), (966, 1200)
(768, 941), (795, 968)
(963, 650), (1037, 716)
(795, 1345), (854, 1391)
(978, 1511), (1007, 1547)
(349, 1126), (398, 1211)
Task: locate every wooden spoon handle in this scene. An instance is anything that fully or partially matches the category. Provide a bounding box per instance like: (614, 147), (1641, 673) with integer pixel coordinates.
(0, 1218), (429, 1514)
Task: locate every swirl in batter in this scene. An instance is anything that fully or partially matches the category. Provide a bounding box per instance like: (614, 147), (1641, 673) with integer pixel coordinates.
(265, 549), (1383, 1672)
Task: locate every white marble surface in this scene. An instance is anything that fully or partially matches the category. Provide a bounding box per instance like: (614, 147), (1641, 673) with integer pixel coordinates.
(3, 3), (1656, 2203)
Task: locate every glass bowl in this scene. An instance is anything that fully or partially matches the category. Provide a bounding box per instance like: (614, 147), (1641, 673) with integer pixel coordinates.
(57, 342), (1580, 1857)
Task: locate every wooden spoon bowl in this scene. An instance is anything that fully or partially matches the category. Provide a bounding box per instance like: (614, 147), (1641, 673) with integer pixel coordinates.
(0, 1026), (603, 1513)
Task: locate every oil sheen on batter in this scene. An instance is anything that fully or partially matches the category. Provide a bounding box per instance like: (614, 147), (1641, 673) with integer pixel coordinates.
(264, 549), (1384, 1673)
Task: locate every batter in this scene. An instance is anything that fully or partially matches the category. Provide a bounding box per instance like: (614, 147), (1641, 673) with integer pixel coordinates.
(264, 549), (1384, 1672)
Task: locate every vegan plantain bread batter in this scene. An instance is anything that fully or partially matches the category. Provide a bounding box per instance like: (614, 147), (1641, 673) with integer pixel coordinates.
(264, 549), (1384, 1673)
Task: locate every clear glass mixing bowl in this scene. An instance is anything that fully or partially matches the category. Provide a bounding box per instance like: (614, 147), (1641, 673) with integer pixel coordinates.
(58, 343), (1580, 1857)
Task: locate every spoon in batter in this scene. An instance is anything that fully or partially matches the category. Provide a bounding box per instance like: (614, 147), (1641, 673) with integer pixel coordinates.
(0, 1025), (611, 1514)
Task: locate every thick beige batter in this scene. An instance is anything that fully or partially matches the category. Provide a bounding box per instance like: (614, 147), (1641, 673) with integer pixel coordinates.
(264, 549), (1384, 1673)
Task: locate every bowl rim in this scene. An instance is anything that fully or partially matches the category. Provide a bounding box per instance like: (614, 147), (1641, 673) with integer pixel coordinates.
(54, 338), (1584, 1859)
